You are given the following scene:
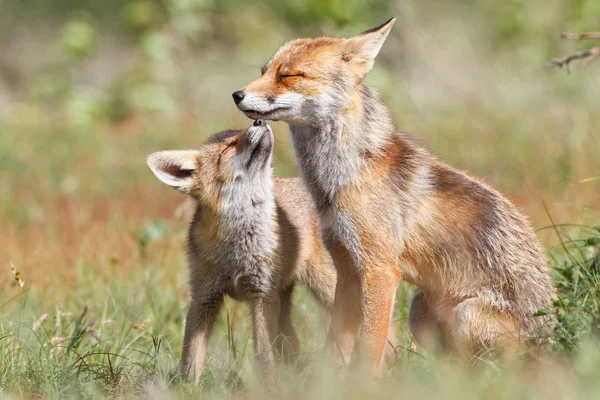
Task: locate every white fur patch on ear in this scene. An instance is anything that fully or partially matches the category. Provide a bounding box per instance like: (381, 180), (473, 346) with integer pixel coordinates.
(345, 17), (396, 76)
(146, 150), (199, 193)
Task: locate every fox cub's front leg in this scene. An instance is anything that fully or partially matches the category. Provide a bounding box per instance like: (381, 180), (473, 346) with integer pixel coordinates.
(179, 294), (223, 385)
(250, 292), (281, 384)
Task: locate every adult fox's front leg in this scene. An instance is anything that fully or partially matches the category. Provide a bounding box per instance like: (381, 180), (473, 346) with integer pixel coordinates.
(357, 260), (401, 375)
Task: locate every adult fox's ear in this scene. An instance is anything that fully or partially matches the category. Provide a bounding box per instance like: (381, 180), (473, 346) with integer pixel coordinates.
(344, 17), (396, 78)
(146, 150), (199, 194)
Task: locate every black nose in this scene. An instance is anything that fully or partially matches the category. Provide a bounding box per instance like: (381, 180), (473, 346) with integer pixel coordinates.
(253, 119), (264, 127)
(232, 90), (245, 105)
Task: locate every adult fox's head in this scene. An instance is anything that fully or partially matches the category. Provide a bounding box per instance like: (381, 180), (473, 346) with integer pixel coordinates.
(233, 18), (395, 125)
(146, 120), (274, 213)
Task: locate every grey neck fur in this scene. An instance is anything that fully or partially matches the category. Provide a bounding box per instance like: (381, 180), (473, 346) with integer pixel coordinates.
(289, 85), (395, 206)
(197, 174), (278, 269)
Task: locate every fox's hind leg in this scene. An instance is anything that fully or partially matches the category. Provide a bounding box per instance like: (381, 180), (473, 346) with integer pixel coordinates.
(444, 297), (520, 359)
(408, 292), (449, 353)
(275, 285), (301, 364)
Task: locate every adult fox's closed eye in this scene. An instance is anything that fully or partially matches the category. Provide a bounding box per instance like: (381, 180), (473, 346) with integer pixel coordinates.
(146, 122), (337, 384)
(234, 18), (556, 373)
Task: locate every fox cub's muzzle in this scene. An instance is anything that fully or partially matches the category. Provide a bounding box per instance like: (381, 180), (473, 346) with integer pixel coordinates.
(242, 121), (273, 172)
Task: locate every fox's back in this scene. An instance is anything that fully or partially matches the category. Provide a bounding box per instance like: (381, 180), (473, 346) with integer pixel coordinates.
(366, 132), (555, 331)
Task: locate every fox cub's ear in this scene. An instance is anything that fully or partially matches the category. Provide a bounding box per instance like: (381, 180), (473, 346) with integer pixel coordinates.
(345, 17), (396, 78)
(146, 150), (199, 194)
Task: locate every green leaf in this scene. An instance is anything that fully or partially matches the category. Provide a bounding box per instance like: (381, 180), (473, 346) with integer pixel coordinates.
(59, 18), (96, 60)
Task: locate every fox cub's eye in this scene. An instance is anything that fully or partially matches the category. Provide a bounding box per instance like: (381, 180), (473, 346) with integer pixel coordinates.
(219, 140), (237, 159)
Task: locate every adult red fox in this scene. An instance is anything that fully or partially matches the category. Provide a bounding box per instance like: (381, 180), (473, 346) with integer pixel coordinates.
(233, 18), (555, 374)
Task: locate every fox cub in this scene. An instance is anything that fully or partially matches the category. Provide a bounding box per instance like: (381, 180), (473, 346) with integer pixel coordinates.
(234, 19), (556, 372)
(146, 120), (336, 384)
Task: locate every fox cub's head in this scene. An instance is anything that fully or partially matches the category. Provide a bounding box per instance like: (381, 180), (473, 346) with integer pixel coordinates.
(233, 18), (395, 125)
(146, 120), (274, 212)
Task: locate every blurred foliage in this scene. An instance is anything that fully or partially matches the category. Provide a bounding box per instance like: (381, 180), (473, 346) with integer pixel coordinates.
(1, 0), (392, 125)
(135, 219), (167, 258)
(59, 17), (97, 60)
(1, 0), (599, 126)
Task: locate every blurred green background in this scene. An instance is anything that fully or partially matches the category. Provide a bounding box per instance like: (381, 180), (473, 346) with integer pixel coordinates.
(2, 0), (599, 125)
(1, 0), (598, 201)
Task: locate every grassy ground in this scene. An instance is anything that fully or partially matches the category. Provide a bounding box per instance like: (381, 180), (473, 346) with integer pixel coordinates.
(1, 2), (600, 398)
(1, 111), (599, 399)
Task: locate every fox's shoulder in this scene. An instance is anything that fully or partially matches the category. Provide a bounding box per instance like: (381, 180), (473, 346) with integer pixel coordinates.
(364, 131), (430, 184)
